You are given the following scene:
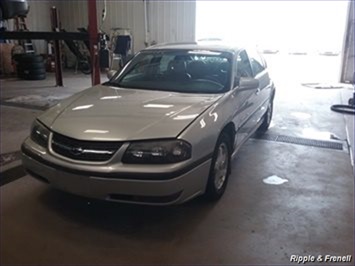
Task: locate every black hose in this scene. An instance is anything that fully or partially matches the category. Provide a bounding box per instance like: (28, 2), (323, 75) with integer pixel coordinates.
(331, 104), (355, 115)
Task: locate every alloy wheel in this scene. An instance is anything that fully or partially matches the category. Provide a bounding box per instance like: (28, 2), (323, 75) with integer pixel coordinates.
(213, 142), (229, 190)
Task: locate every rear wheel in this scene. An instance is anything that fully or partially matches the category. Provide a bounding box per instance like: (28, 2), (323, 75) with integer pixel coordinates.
(258, 98), (273, 133)
(205, 133), (231, 201)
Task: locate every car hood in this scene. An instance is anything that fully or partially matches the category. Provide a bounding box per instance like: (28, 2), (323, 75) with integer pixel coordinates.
(39, 85), (222, 141)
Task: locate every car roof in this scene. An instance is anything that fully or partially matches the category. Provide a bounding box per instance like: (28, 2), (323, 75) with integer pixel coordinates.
(144, 42), (243, 54)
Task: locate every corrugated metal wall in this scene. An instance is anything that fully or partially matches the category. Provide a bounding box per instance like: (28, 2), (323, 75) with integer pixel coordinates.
(96, 1), (146, 53)
(26, 0), (58, 53)
(341, 0), (354, 83)
(57, 0), (88, 32)
(56, 0), (196, 53)
(148, 1), (196, 45)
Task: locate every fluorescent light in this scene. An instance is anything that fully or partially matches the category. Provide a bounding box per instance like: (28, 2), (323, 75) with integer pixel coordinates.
(144, 104), (173, 108)
(84, 129), (109, 134)
(72, 104), (93, 111)
(100, 96), (122, 100)
(173, 114), (198, 120)
(165, 111), (176, 116)
(188, 50), (222, 55)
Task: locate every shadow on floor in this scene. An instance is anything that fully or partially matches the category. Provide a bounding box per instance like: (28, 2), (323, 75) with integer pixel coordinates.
(37, 187), (215, 241)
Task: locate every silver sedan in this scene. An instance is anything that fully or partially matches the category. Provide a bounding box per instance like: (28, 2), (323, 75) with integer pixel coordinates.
(22, 43), (275, 205)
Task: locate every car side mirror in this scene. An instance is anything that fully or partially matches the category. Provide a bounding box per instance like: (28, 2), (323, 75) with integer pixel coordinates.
(107, 70), (117, 80)
(239, 77), (259, 90)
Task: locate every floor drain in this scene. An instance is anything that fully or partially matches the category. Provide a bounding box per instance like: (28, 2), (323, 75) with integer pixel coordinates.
(253, 134), (344, 150)
(301, 83), (346, 89)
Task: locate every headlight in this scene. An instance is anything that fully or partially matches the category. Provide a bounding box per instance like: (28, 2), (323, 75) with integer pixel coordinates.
(30, 120), (50, 148)
(122, 140), (192, 164)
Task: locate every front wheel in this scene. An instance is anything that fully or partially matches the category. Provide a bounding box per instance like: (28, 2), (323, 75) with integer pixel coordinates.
(258, 98), (274, 133)
(205, 133), (231, 201)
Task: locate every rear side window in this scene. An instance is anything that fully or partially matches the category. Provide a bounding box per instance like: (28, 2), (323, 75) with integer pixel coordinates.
(249, 50), (266, 76)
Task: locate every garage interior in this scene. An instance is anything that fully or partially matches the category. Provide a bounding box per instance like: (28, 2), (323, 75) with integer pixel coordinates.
(0, 0), (354, 265)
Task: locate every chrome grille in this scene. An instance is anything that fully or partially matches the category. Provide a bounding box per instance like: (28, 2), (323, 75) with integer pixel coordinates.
(51, 133), (122, 162)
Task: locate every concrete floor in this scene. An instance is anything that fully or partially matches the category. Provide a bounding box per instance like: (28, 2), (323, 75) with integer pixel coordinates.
(1, 55), (354, 265)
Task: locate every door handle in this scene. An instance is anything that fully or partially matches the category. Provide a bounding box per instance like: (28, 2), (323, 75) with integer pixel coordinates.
(255, 88), (261, 95)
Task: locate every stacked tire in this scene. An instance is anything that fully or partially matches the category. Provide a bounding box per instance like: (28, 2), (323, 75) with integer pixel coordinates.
(15, 54), (46, 80)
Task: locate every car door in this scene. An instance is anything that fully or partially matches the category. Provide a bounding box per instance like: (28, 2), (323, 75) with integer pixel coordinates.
(232, 50), (259, 147)
(248, 49), (273, 124)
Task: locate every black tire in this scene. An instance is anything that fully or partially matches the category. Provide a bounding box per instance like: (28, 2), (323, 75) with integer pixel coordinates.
(23, 62), (46, 69)
(18, 62), (46, 71)
(16, 54), (44, 64)
(79, 61), (91, 75)
(17, 66), (46, 75)
(19, 73), (46, 80)
(258, 98), (274, 133)
(19, 68), (46, 75)
(17, 60), (46, 79)
(17, 66), (46, 76)
(205, 132), (232, 201)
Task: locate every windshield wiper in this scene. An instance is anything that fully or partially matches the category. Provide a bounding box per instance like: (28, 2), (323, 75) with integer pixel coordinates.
(103, 81), (119, 87)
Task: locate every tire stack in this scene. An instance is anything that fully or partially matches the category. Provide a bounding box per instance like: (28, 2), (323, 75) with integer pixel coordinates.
(15, 54), (46, 80)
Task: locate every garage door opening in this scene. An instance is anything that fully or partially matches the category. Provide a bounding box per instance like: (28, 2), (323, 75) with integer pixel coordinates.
(196, 1), (349, 83)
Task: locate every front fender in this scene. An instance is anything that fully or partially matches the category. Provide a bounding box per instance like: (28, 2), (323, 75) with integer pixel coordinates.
(178, 92), (236, 162)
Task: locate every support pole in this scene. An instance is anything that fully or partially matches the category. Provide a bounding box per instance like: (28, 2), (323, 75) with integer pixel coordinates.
(88, 0), (100, 85)
(50, 6), (63, 87)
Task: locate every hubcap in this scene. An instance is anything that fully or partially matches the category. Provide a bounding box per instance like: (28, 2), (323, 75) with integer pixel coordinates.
(213, 142), (228, 190)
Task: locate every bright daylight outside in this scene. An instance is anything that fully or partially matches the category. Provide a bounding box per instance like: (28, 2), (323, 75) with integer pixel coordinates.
(196, 1), (349, 83)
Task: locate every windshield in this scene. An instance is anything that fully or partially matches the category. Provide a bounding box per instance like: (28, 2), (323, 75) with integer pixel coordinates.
(109, 50), (232, 93)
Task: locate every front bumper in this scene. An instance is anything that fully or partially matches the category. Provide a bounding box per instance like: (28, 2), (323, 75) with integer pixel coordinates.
(21, 138), (211, 205)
